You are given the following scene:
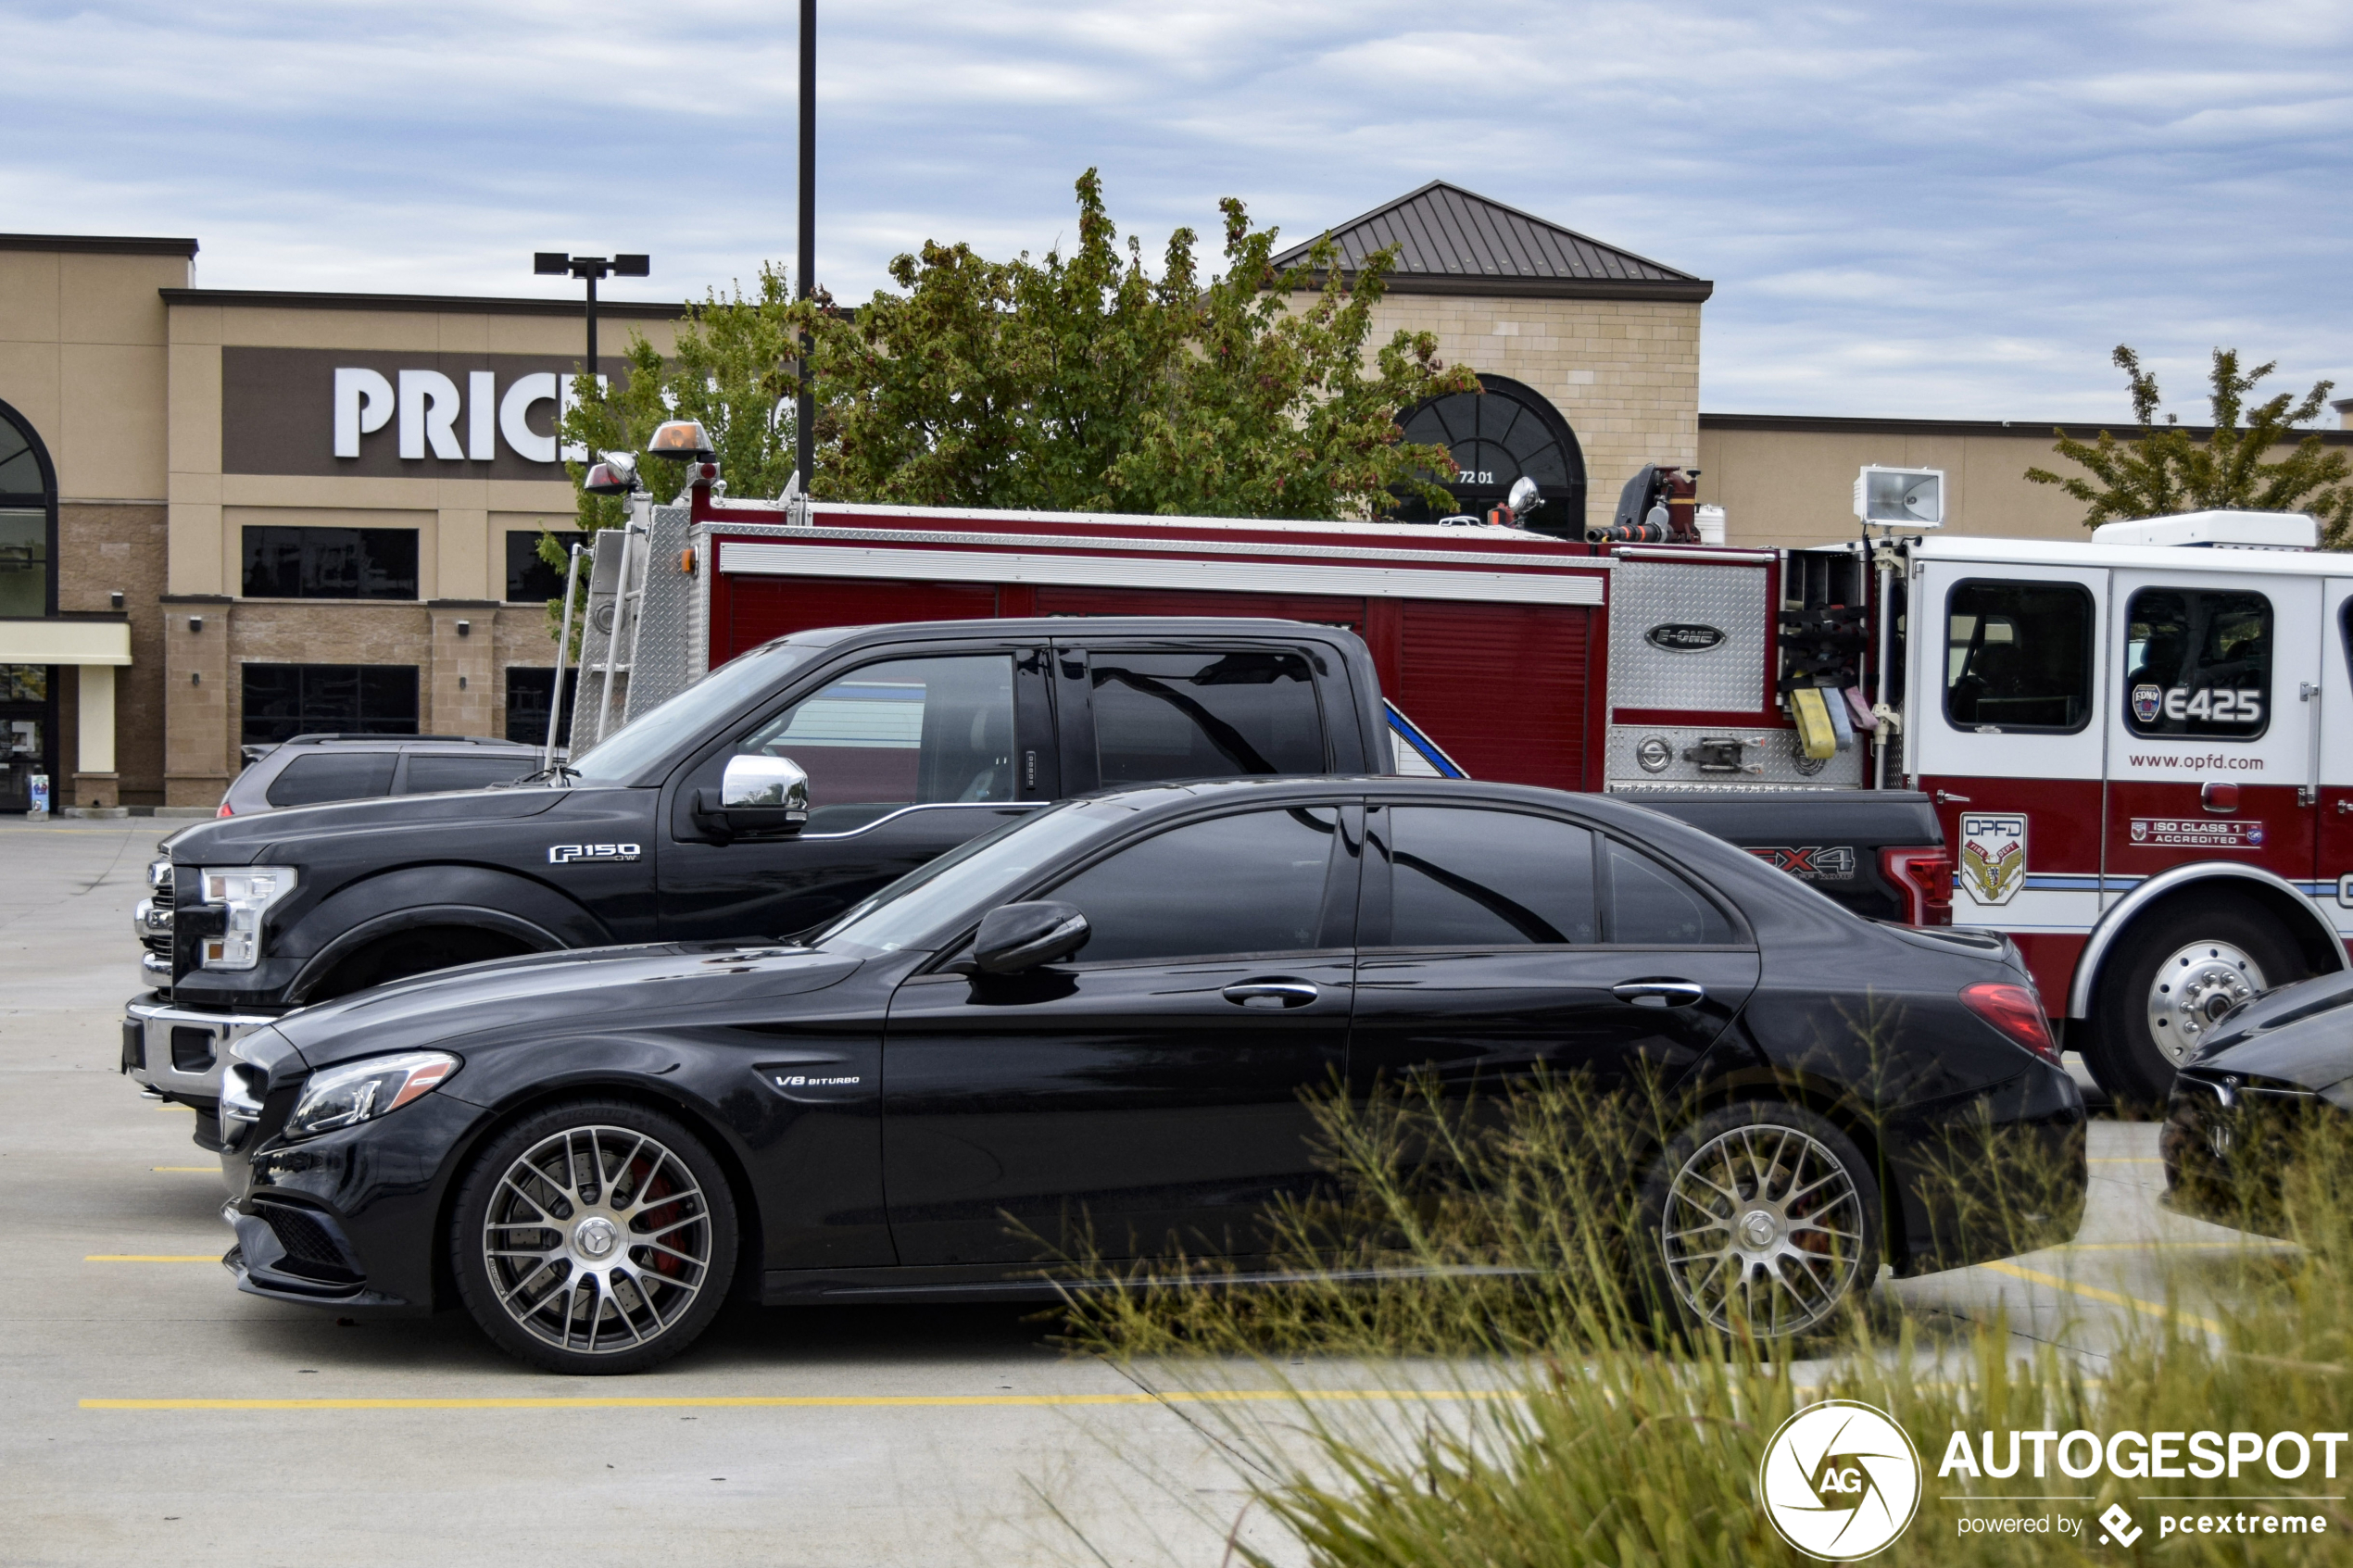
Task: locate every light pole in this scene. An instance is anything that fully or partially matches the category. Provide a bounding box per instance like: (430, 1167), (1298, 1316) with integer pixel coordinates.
(796, 0), (814, 495)
(533, 252), (650, 373)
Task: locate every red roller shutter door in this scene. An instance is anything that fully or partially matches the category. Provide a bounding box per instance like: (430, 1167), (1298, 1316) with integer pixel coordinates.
(1031, 585), (1365, 630)
(1396, 601), (1590, 790)
(718, 575), (1000, 664)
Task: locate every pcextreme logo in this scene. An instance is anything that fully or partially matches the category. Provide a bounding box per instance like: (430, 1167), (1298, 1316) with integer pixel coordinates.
(1759, 1399), (1922, 1561)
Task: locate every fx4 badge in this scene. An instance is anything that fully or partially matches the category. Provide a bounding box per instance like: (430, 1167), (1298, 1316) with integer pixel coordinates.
(1745, 845), (1857, 881)
(548, 843), (642, 864)
(1958, 814), (2027, 905)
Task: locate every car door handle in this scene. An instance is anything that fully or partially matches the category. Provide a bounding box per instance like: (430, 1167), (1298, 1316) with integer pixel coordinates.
(1612, 981), (1705, 1009)
(1222, 981), (1320, 1009)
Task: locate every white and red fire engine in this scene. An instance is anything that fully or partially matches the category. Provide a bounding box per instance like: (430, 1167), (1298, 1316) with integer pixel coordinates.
(568, 437), (2342, 1103)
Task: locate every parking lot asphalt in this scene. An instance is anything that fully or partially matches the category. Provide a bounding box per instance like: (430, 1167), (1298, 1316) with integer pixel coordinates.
(0, 820), (2292, 1566)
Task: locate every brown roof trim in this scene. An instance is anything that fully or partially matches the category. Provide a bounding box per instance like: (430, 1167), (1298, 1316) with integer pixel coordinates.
(160, 287), (688, 320)
(1380, 275), (1713, 303)
(1700, 411), (2353, 445)
(0, 233), (197, 257)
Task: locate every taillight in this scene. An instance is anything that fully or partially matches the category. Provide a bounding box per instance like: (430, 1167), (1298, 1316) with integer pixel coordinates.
(1881, 847), (1952, 926)
(217, 802), (234, 818)
(1960, 981), (2060, 1065)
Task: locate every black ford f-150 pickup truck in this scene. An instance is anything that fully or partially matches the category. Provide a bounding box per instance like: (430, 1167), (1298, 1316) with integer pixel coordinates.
(126, 616), (1944, 1142)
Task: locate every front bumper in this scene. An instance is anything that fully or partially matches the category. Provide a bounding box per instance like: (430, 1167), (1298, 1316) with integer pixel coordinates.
(120, 994), (281, 1102)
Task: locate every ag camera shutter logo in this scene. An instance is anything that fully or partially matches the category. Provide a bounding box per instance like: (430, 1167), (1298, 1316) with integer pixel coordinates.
(1758, 1399), (1920, 1560)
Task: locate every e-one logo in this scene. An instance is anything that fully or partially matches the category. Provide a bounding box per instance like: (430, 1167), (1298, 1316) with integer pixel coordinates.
(1759, 1400), (1921, 1560)
(333, 367), (607, 466)
(548, 843), (641, 864)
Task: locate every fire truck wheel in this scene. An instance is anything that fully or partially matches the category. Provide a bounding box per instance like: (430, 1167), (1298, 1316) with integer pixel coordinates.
(2085, 898), (2301, 1110)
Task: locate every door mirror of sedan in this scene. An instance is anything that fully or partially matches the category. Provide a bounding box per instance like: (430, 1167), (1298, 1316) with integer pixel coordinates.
(972, 901), (1090, 975)
(693, 754), (810, 843)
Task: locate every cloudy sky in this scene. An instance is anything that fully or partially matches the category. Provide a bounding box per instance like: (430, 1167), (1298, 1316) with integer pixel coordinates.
(6, 0), (2348, 421)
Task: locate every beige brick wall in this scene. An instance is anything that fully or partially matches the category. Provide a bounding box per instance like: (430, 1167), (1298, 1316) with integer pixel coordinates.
(1365, 294), (1704, 524)
(57, 502), (168, 803)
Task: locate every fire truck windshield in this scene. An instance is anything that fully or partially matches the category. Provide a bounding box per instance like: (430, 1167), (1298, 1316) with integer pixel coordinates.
(567, 639), (821, 786)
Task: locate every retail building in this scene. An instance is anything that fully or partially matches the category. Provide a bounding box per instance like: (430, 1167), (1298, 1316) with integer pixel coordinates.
(3, 190), (2342, 813)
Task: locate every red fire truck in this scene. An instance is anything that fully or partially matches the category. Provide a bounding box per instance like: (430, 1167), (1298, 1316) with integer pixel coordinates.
(569, 451), (2341, 1104)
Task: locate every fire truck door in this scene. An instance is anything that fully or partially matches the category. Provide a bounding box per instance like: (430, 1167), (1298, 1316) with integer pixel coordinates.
(2309, 577), (2353, 953)
(1908, 558), (2108, 1002)
(2104, 569), (2321, 914)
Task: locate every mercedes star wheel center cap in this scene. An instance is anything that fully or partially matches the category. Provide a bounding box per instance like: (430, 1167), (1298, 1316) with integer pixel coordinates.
(1741, 1209), (1780, 1249)
(573, 1217), (619, 1260)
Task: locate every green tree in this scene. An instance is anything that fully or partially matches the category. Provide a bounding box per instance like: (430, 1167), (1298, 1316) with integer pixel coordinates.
(799, 169), (1477, 519)
(2027, 345), (2353, 542)
(540, 265), (807, 644)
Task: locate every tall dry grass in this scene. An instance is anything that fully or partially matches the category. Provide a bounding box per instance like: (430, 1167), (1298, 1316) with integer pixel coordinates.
(1052, 1073), (2353, 1566)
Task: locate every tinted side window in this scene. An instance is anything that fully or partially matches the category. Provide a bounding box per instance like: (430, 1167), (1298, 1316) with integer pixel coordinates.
(737, 655), (1015, 832)
(1092, 650), (1325, 785)
(1944, 581), (2095, 733)
(2123, 588), (2271, 739)
(266, 752), (397, 807)
(1604, 840), (1735, 946)
(400, 755), (533, 794)
(1387, 807), (1596, 947)
(1049, 808), (1340, 964)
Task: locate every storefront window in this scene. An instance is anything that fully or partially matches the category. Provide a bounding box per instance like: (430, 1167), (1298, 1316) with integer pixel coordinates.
(241, 663), (420, 745)
(0, 510), (45, 619)
(242, 526), (420, 599)
(506, 532), (587, 603)
(0, 666), (46, 702)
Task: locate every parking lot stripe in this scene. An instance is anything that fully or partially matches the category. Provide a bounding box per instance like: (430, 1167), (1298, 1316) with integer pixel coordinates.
(151, 1166), (215, 1173)
(82, 1390), (1513, 1411)
(1981, 1258), (2225, 1336)
(85, 1255), (218, 1263)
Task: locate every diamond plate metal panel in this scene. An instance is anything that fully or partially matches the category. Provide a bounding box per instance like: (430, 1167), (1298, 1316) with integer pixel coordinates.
(1604, 723), (1866, 789)
(625, 505), (697, 719)
(1607, 559), (1769, 711)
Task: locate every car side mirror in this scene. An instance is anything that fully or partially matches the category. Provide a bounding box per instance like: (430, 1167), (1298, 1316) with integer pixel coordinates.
(693, 754), (810, 842)
(972, 901), (1089, 975)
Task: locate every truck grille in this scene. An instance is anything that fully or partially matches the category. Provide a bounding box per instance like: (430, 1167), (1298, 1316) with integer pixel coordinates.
(143, 874), (175, 964)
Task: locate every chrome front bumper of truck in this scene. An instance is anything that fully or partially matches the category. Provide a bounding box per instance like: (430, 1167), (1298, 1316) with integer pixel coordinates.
(120, 994), (280, 1102)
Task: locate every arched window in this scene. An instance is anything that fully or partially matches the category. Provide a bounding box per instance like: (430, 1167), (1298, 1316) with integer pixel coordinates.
(0, 400), (58, 811)
(0, 399), (57, 619)
(1390, 375), (1586, 537)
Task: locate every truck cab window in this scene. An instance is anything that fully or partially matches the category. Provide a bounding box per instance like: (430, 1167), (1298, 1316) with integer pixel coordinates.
(1944, 581), (2095, 734)
(1090, 650), (1326, 786)
(2122, 589), (2271, 739)
(738, 655), (1015, 833)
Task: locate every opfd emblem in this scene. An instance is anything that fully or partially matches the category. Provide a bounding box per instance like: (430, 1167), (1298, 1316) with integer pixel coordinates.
(1958, 813), (2027, 906)
(1757, 1399), (1920, 1560)
(2132, 683), (2163, 724)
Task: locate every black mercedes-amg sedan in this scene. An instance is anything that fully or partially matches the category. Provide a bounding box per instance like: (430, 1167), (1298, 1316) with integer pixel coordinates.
(216, 778), (2085, 1374)
(2164, 970), (2353, 1235)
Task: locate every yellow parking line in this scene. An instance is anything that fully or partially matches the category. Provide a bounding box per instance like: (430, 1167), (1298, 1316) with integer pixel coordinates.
(151, 1166), (215, 1173)
(82, 1389), (1513, 1412)
(86, 1255), (218, 1263)
(1981, 1258), (2225, 1336)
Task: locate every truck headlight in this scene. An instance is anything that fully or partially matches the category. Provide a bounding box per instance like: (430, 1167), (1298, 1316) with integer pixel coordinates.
(284, 1051), (459, 1140)
(197, 866), (299, 971)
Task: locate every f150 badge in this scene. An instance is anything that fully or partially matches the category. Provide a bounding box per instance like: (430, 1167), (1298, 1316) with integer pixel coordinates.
(1958, 814), (2027, 905)
(548, 843), (641, 864)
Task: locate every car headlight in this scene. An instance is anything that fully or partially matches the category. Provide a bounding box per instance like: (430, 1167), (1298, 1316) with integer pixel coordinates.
(196, 866), (298, 971)
(283, 1051), (459, 1140)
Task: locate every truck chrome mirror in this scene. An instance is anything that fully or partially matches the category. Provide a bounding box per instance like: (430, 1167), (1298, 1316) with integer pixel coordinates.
(972, 901), (1090, 975)
(1506, 476), (1541, 515)
(694, 754), (810, 842)
(722, 754), (809, 811)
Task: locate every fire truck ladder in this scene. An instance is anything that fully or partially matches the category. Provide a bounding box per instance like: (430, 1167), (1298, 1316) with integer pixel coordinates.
(566, 521), (648, 754)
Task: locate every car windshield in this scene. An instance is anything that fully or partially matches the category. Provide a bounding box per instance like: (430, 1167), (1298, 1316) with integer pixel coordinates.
(813, 803), (1121, 956)
(566, 640), (820, 786)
